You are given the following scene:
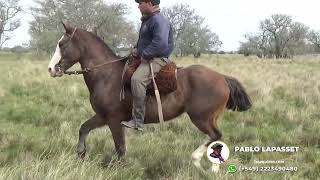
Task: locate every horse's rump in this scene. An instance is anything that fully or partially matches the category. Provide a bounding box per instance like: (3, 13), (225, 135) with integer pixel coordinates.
(123, 57), (177, 95)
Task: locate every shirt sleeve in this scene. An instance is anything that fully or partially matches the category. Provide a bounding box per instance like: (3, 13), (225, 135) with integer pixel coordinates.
(142, 19), (170, 60)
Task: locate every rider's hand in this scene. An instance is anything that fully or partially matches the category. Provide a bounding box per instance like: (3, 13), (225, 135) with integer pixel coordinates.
(131, 48), (138, 58)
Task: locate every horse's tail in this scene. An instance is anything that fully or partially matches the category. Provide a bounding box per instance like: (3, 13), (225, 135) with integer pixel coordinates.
(224, 76), (252, 111)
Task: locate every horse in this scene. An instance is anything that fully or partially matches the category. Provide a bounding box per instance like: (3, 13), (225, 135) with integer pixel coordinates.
(48, 22), (251, 172)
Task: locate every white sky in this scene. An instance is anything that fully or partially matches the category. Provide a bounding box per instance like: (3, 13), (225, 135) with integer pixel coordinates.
(8, 0), (320, 51)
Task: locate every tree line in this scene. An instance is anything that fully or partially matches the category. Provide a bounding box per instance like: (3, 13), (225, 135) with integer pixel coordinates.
(2, 0), (320, 58)
(1, 0), (221, 57)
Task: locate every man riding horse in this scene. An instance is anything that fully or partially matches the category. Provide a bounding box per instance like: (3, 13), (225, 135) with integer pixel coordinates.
(121, 0), (174, 131)
(48, 1), (251, 173)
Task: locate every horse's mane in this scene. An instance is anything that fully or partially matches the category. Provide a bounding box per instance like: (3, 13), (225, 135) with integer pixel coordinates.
(82, 29), (118, 57)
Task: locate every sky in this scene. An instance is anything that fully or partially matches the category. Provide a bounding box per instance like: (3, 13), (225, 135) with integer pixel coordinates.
(8, 0), (320, 51)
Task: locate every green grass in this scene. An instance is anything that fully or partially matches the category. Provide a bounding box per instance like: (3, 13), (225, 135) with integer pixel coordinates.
(0, 53), (319, 179)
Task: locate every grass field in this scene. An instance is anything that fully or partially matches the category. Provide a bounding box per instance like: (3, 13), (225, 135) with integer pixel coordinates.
(0, 52), (319, 179)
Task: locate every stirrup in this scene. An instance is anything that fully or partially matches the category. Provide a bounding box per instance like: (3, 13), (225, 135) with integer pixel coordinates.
(121, 121), (143, 131)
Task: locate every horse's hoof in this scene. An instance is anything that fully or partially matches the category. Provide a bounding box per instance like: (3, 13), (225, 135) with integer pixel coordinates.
(192, 161), (206, 173)
(192, 161), (201, 168)
(211, 163), (220, 173)
(77, 144), (86, 159)
(77, 150), (86, 159)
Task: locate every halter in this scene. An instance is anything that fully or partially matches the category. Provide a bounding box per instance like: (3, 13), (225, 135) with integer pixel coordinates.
(66, 27), (77, 39)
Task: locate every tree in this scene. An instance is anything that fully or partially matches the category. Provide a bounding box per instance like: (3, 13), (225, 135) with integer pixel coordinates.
(178, 15), (221, 56)
(29, 0), (137, 54)
(260, 14), (293, 58)
(240, 14), (309, 58)
(162, 4), (193, 45)
(283, 22), (309, 57)
(307, 30), (320, 48)
(239, 32), (272, 57)
(163, 4), (221, 57)
(0, 0), (22, 48)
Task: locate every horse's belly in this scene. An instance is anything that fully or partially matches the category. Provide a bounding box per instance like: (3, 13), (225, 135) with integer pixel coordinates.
(144, 93), (185, 124)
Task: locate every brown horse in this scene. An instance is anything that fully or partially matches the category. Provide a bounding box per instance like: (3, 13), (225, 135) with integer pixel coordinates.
(48, 23), (251, 172)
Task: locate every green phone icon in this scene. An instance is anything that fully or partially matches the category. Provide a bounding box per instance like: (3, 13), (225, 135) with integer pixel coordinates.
(228, 164), (237, 173)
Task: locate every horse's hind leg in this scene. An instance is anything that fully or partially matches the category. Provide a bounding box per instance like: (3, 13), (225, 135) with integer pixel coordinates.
(191, 141), (207, 171)
(189, 107), (224, 172)
(77, 114), (106, 159)
(188, 115), (216, 172)
(207, 107), (224, 144)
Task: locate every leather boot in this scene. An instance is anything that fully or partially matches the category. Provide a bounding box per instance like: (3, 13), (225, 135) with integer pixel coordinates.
(121, 97), (146, 131)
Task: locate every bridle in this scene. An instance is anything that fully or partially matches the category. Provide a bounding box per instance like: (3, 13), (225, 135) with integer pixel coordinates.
(56, 27), (128, 76)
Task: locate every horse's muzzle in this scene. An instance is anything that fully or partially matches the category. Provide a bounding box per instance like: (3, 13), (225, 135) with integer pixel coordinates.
(48, 64), (64, 77)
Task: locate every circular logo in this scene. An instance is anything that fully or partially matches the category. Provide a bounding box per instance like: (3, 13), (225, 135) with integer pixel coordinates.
(206, 141), (230, 164)
(227, 164), (237, 173)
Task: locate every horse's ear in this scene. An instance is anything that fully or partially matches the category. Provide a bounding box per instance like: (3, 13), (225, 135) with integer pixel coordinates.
(61, 21), (73, 34)
(92, 27), (98, 36)
(87, 26), (98, 35)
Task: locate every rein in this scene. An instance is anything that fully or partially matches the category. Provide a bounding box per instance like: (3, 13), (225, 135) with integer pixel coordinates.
(64, 57), (128, 75)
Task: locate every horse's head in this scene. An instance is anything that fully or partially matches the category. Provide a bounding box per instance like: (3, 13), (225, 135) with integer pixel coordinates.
(48, 22), (81, 77)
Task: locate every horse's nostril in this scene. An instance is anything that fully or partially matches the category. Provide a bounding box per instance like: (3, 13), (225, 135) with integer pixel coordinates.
(48, 67), (52, 72)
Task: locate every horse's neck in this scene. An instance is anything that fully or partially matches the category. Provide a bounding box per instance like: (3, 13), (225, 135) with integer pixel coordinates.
(80, 56), (116, 70)
(79, 48), (124, 94)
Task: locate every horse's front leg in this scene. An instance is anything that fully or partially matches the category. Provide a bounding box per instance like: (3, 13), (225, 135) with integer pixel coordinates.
(77, 114), (106, 159)
(108, 119), (126, 160)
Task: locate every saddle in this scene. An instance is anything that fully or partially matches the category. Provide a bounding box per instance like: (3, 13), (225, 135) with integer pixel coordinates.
(122, 56), (178, 96)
